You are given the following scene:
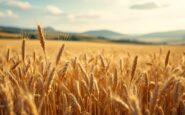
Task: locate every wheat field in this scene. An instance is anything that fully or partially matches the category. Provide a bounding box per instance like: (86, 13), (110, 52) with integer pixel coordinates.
(0, 26), (185, 115)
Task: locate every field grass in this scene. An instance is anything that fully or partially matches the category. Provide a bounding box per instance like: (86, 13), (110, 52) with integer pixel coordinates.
(0, 32), (20, 39)
(0, 29), (185, 115)
(0, 39), (184, 56)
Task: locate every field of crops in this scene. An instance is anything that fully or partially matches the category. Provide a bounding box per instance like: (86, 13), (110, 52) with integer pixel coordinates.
(0, 26), (185, 115)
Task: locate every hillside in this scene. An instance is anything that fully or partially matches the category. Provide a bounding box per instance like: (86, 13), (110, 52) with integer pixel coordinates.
(139, 30), (185, 39)
(0, 26), (109, 42)
(1, 25), (185, 44)
(82, 30), (129, 39)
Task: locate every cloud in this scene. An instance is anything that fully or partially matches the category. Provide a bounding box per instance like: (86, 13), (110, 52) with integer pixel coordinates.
(130, 2), (160, 10)
(0, 10), (19, 18)
(6, 10), (19, 18)
(7, 0), (32, 9)
(67, 12), (102, 21)
(46, 5), (63, 15)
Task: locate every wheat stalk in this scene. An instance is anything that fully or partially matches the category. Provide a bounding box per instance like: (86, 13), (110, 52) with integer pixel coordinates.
(111, 95), (129, 112)
(56, 44), (65, 65)
(131, 56), (138, 81)
(46, 68), (56, 94)
(68, 93), (81, 113)
(21, 39), (26, 62)
(11, 61), (21, 70)
(165, 50), (170, 67)
(6, 48), (10, 62)
(172, 81), (181, 106)
(37, 25), (47, 62)
(33, 51), (36, 62)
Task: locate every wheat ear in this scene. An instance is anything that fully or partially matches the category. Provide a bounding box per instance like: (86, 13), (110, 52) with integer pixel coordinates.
(56, 44), (65, 65)
(21, 39), (26, 63)
(131, 56), (138, 81)
(165, 50), (170, 67)
(37, 25), (47, 62)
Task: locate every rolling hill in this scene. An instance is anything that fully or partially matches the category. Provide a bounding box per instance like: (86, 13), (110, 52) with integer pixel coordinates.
(82, 30), (129, 39)
(1, 25), (185, 44)
(0, 26), (109, 42)
(139, 30), (185, 39)
(136, 30), (185, 43)
(0, 26), (58, 33)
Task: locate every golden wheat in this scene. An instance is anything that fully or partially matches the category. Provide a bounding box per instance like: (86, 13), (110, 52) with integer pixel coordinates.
(0, 26), (184, 115)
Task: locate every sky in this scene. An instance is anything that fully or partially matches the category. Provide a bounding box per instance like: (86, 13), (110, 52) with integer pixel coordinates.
(0, 0), (185, 34)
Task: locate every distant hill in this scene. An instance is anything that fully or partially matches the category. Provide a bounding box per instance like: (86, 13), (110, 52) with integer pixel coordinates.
(82, 30), (129, 39)
(0, 26), (59, 33)
(135, 30), (185, 43)
(0, 26), (35, 33)
(44, 27), (58, 33)
(1, 25), (185, 44)
(0, 26), (110, 42)
(139, 30), (185, 39)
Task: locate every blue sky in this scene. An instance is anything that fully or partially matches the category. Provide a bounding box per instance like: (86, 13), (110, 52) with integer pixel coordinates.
(0, 0), (185, 34)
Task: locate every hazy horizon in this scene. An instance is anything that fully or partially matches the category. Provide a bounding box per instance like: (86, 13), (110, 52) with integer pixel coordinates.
(2, 24), (185, 36)
(0, 0), (185, 34)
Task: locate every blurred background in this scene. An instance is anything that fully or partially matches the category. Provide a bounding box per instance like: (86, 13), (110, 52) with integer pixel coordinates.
(0, 0), (185, 44)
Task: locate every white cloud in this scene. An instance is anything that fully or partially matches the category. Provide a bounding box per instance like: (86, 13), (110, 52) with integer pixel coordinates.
(67, 12), (102, 22)
(6, 10), (19, 18)
(130, 2), (159, 10)
(7, 0), (32, 9)
(0, 10), (19, 18)
(65, 10), (119, 24)
(2, 0), (185, 34)
(129, 0), (172, 10)
(46, 5), (63, 15)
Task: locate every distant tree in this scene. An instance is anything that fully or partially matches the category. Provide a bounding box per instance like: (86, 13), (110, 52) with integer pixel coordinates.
(29, 34), (37, 39)
(70, 35), (80, 41)
(98, 36), (107, 40)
